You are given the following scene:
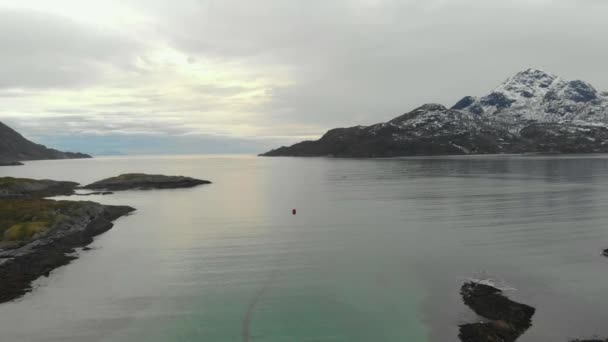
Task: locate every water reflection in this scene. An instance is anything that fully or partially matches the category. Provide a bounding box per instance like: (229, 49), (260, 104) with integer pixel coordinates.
(0, 155), (607, 342)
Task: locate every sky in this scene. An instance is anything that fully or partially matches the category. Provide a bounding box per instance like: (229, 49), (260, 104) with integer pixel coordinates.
(1, 0), (608, 155)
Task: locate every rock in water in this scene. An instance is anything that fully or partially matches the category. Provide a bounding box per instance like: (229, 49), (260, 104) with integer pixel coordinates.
(83, 173), (211, 191)
(459, 282), (535, 342)
(459, 320), (522, 342)
(602, 249), (608, 257)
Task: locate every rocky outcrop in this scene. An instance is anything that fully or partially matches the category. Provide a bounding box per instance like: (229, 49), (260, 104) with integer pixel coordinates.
(261, 69), (608, 157)
(0, 160), (22, 166)
(83, 173), (211, 191)
(0, 177), (79, 199)
(0, 200), (134, 303)
(0, 121), (90, 164)
(459, 282), (535, 342)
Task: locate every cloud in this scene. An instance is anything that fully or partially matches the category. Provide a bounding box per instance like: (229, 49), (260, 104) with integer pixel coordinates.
(131, 0), (608, 129)
(1, 0), (608, 154)
(0, 8), (140, 89)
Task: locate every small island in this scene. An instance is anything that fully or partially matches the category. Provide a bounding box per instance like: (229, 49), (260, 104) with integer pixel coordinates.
(83, 173), (211, 191)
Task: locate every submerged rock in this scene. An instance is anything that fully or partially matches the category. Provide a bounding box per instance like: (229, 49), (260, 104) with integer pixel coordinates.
(459, 282), (535, 342)
(602, 249), (608, 257)
(83, 173), (211, 191)
(0, 177), (79, 199)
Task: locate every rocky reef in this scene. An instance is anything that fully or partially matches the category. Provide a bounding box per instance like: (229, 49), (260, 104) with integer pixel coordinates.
(0, 199), (134, 303)
(459, 282), (535, 342)
(83, 173), (211, 191)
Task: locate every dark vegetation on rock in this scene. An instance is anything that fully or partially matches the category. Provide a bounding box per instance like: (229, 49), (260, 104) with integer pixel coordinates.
(83, 173), (211, 191)
(0, 121), (90, 165)
(0, 199), (134, 303)
(458, 282), (535, 342)
(0, 160), (23, 166)
(0, 177), (79, 199)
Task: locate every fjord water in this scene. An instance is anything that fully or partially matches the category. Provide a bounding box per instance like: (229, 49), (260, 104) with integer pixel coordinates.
(1, 155), (608, 342)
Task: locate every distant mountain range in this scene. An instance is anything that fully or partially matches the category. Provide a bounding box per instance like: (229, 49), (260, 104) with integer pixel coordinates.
(0, 121), (90, 165)
(261, 69), (608, 157)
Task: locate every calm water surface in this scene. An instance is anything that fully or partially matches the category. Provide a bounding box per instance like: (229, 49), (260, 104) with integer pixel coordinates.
(1, 155), (608, 342)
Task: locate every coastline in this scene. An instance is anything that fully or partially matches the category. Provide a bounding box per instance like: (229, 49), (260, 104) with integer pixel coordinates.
(0, 201), (134, 304)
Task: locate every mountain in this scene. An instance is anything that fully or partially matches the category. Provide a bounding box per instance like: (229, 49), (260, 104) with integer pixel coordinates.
(261, 69), (608, 157)
(0, 121), (91, 165)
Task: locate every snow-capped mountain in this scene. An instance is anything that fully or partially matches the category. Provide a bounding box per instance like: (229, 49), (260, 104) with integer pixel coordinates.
(453, 68), (608, 126)
(261, 69), (608, 157)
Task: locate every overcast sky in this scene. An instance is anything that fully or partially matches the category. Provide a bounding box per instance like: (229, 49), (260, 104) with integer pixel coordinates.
(1, 0), (608, 155)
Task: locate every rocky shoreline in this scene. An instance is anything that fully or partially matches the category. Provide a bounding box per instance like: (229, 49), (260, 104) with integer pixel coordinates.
(0, 160), (23, 166)
(0, 173), (211, 304)
(0, 177), (79, 199)
(0, 200), (134, 303)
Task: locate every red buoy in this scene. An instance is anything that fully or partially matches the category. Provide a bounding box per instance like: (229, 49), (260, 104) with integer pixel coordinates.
(292, 209), (296, 215)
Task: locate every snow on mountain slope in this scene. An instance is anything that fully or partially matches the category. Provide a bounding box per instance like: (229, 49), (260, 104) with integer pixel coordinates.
(261, 69), (608, 157)
(452, 68), (608, 126)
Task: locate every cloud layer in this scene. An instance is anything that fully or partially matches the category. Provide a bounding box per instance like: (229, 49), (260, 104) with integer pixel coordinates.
(1, 0), (608, 154)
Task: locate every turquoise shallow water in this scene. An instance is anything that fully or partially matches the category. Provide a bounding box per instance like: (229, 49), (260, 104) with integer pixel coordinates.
(1, 155), (608, 341)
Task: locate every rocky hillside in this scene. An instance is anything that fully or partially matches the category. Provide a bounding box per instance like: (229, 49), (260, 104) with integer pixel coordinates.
(261, 69), (608, 157)
(0, 121), (90, 164)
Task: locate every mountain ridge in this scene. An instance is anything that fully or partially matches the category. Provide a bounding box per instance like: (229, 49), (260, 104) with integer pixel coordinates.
(261, 69), (608, 157)
(0, 121), (91, 165)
